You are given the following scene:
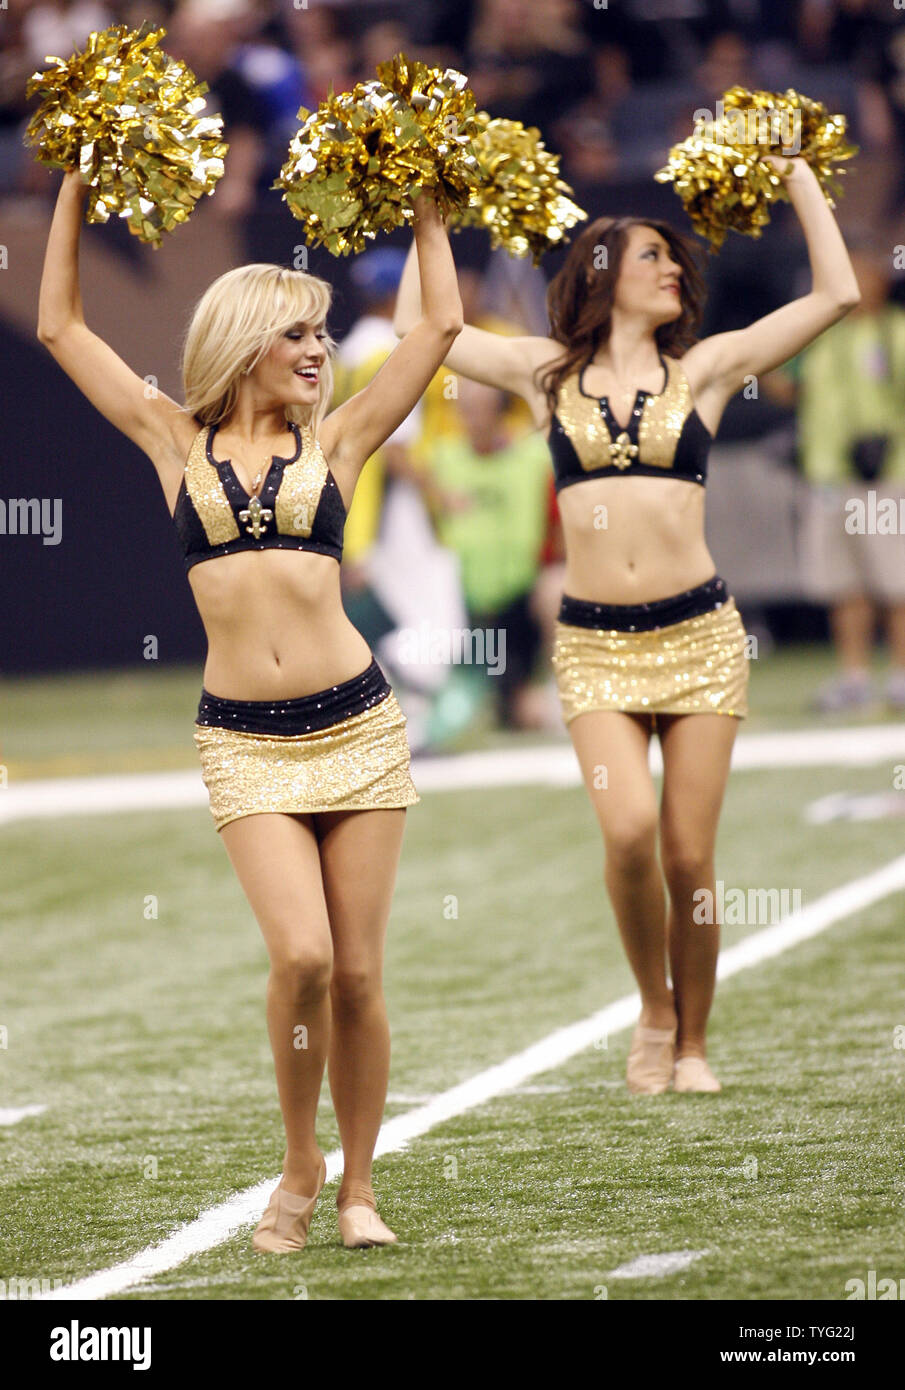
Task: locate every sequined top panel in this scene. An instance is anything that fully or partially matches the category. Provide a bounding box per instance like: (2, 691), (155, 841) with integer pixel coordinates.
(549, 355), (712, 492)
(172, 421), (346, 571)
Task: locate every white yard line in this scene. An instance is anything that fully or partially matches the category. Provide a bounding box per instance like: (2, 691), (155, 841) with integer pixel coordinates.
(608, 1250), (709, 1279)
(37, 852), (905, 1302)
(4, 723), (905, 826)
(805, 790), (905, 824)
(0, 1105), (47, 1126)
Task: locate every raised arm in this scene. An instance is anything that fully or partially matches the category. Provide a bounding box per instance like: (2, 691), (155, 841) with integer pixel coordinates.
(393, 235), (558, 425)
(683, 157), (861, 427)
(37, 170), (189, 500)
(319, 195), (463, 487)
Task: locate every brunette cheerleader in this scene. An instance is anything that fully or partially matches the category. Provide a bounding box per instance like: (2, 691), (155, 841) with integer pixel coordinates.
(395, 156), (859, 1093)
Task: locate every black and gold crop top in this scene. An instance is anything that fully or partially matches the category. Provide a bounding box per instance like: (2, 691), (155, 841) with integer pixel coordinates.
(173, 420), (346, 570)
(549, 354), (712, 493)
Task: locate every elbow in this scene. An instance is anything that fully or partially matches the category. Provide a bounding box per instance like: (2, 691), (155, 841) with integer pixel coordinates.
(823, 280), (861, 316)
(37, 310), (82, 346)
(409, 313), (464, 342)
(434, 314), (464, 340)
(37, 320), (71, 348)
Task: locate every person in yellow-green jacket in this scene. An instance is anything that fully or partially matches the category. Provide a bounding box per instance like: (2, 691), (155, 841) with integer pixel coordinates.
(425, 376), (552, 729)
(793, 248), (905, 712)
(335, 249), (480, 750)
(333, 248), (422, 644)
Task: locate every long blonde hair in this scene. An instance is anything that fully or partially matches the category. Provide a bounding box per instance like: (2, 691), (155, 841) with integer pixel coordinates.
(181, 264), (335, 430)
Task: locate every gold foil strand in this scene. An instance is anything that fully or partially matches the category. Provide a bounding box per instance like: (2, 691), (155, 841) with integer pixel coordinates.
(25, 22), (228, 247)
(274, 52), (481, 256)
(453, 110), (587, 264)
(654, 86), (857, 251)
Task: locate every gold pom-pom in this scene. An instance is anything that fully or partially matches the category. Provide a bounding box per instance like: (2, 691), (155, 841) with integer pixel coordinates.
(452, 111), (586, 264)
(274, 53), (481, 256)
(374, 53), (482, 217)
(654, 87), (857, 251)
(25, 23), (228, 248)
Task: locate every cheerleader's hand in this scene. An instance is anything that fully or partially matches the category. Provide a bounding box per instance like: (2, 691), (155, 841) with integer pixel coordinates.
(762, 153), (812, 185)
(411, 190), (444, 223)
(61, 167), (89, 200)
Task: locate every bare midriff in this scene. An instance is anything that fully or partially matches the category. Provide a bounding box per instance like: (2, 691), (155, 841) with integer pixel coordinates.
(188, 547), (372, 700)
(556, 473), (717, 605)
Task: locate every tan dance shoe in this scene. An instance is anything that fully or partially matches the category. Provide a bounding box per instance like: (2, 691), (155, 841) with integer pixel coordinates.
(674, 1056), (722, 1093)
(338, 1204), (398, 1249)
(626, 1021), (677, 1094)
(252, 1157), (327, 1253)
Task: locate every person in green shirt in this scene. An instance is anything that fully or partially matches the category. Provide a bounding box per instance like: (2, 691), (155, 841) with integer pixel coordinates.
(428, 376), (552, 727)
(794, 248), (905, 711)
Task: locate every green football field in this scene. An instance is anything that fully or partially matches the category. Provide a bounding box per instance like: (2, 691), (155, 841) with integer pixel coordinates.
(2, 648), (904, 1301)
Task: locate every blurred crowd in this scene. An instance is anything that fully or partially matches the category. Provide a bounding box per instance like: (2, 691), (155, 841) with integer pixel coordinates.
(3, 1), (905, 217)
(333, 246), (564, 747)
(3, 0), (905, 734)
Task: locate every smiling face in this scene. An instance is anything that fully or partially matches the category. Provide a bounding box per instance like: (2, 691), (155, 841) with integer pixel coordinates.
(248, 321), (328, 411)
(612, 225), (684, 326)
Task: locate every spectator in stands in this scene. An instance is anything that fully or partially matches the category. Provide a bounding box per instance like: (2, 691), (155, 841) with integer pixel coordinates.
(284, 4), (357, 105)
(801, 1), (905, 199)
(334, 248), (424, 646)
(357, 21), (416, 82)
(21, 0), (113, 62)
(413, 265), (535, 450)
(693, 29), (755, 100)
(793, 247), (905, 711)
(465, 0), (593, 133)
(1, 0), (115, 197)
(168, 0), (272, 220)
(335, 248), (475, 750)
(553, 44), (629, 190)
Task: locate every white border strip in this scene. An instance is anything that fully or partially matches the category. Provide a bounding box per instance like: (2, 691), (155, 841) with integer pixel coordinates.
(38, 852), (905, 1301)
(5, 723), (905, 825)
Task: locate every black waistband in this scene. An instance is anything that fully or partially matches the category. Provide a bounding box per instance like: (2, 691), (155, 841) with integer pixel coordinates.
(196, 659), (391, 735)
(558, 575), (729, 632)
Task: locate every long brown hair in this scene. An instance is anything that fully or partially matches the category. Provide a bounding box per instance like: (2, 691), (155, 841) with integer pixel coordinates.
(537, 216), (706, 413)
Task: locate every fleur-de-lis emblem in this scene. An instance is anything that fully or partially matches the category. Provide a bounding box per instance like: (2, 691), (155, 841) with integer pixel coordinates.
(609, 432), (639, 470)
(239, 494), (274, 538)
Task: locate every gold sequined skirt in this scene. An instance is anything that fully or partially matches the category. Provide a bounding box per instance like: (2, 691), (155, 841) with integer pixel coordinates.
(193, 664), (419, 831)
(552, 584), (749, 725)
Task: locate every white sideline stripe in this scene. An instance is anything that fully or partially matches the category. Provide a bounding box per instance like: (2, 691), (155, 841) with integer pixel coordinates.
(806, 791), (905, 825)
(38, 852), (905, 1302)
(0, 1104), (47, 1126)
(5, 723), (905, 825)
(609, 1250), (709, 1279)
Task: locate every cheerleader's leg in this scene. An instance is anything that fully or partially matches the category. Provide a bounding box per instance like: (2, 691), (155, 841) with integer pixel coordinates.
(657, 711), (739, 1064)
(219, 811), (333, 1198)
(568, 709), (676, 1030)
(317, 807), (407, 1219)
